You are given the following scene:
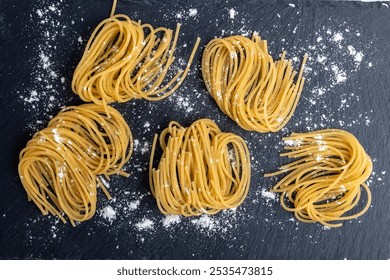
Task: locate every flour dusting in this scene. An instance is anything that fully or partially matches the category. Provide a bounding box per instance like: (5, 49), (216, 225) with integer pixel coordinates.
(162, 215), (181, 228)
(135, 218), (154, 231)
(100, 206), (116, 224)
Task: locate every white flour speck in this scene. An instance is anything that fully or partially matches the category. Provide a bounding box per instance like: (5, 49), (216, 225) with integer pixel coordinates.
(354, 52), (363, 62)
(58, 165), (65, 179)
(188, 9), (197, 17)
(135, 218), (154, 230)
(52, 128), (61, 143)
(134, 139), (150, 155)
(261, 189), (276, 201)
(284, 139), (302, 147)
(316, 55), (327, 63)
(128, 200), (140, 210)
(331, 65), (347, 84)
(333, 32), (343, 42)
(229, 9), (237, 19)
(191, 215), (215, 229)
(162, 215), (181, 228)
(100, 205), (116, 224)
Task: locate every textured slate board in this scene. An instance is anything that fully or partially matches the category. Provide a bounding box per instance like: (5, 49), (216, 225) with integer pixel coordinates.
(0, 0), (389, 260)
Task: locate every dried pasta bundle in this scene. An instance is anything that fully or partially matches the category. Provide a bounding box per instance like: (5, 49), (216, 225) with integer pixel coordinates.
(72, 0), (200, 109)
(47, 104), (132, 176)
(265, 129), (372, 227)
(18, 104), (133, 226)
(149, 119), (251, 216)
(202, 34), (307, 133)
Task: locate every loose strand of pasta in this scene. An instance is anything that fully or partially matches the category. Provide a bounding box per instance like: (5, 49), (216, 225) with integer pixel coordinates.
(110, 0), (118, 17)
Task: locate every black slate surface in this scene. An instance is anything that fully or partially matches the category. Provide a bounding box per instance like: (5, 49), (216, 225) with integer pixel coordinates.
(0, 0), (389, 260)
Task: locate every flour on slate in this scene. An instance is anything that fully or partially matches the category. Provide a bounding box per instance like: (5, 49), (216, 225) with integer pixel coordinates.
(135, 218), (154, 230)
(19, 0), (83, 133)
(278, 20), (376, 132)
(229, 9), (237, 19)
(188, 9), (198, 17)
(128, 200), (140, 211)
(133, 139), (150, 155)
(261, 189), (277, 202)
(100, 205), (116, 224)
(191, 215), (216, 230)
(162, 215), (181, 228)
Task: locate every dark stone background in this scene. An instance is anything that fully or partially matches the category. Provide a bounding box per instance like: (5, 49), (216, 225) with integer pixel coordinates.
(0, 0), (389, 259)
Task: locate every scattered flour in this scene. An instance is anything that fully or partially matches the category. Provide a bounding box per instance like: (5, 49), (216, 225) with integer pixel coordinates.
(19, 1), (82, 133)
(284, 139), (302, 147)
(229, 8), (237, 19)
(188, 9), (197, 17)
(128, 200), (140, 211)
(135, 218), (154, 231)
(261, 190), (277, 201)
(331, 65), (347, 84)
(133, 139), (150, 155)
(316, 55), (327, 63)
(333, 32), (343, 42)
(162, 215), (181, 228)
(191, 215), (215, 230)
(100, 206), (116, 224)
(58, 164), (66, 179)
(294, 22), (376, 133)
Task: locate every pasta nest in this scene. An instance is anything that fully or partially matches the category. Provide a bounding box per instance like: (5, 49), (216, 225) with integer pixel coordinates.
(265, 129), (372, 227)
(72, 14), (200, 110)
(202, 34), (307, 132)
(149, 119), (251, 216)
(18, 104), (133, 226)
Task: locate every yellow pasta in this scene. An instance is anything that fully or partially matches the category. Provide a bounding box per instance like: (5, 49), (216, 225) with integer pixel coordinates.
(202, 34), (307, 133)
(149, 119), (251, 216)
(47, 104), (132, 176)
(18, 104), (133, 226)
(265, 129), (372, 227)
(72, 0), (200, 110)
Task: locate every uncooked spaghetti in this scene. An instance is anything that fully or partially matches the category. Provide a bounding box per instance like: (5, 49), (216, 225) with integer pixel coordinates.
(202, 34), (307, 133)
(72, 0), (200, 109)
(149, 119), (251, 216)
(265, 129), (372, 227)
(18, 104), (133, 226)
